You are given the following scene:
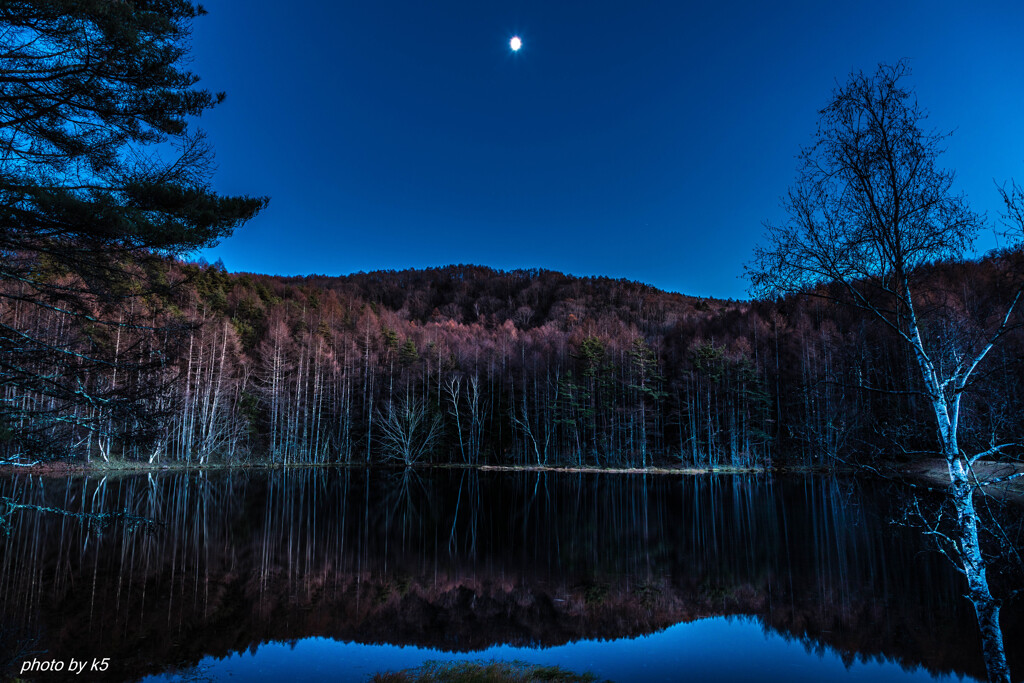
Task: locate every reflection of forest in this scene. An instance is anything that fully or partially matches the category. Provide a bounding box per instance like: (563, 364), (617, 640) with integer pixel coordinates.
(0, 470), (1018, 682)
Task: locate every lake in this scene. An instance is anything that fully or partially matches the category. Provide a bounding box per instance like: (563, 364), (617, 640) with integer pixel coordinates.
(1, 469), (1019, 682)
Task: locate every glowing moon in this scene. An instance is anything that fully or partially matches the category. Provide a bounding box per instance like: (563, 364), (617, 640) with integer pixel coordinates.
(510, 36), (522, 51)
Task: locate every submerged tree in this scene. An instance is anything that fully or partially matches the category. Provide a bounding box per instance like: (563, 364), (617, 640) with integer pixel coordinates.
(749, 62), (1023, 682)
(0, 1), (266, 458)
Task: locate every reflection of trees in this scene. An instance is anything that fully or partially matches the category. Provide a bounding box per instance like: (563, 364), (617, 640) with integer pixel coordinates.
(377, 468), (431, 553)
(0, 471), (1018, 681)
(447, 470), (481, 558)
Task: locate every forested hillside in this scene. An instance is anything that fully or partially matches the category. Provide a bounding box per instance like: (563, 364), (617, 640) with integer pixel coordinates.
(3, 257), (1022, 467)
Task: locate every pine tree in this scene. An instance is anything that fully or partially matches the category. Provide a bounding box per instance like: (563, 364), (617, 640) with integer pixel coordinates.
(0, 1), (267, 459)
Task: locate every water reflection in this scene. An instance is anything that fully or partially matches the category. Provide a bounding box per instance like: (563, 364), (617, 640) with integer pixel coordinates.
(0, 470), (1018, 681)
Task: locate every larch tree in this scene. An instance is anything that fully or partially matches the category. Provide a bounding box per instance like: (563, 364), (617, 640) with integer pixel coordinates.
(748, 62), (1022, 682)
(0, 1), (266, 459)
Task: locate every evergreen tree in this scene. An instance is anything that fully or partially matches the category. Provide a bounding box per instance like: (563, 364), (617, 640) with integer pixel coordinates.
(398, 339), (419, 367)
(0, 1), (266, 459)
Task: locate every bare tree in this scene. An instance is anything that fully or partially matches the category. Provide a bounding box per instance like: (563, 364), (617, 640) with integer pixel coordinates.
(443, 374), (467, 462)
(376, 394), (442, 466)
(748, 62), (1023, 683)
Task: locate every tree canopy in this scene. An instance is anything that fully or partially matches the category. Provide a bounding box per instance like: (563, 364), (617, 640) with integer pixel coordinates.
(748, 62), (983, 303)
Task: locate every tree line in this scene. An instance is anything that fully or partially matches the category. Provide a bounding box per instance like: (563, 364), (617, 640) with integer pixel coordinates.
(3, 257), (1020, 469)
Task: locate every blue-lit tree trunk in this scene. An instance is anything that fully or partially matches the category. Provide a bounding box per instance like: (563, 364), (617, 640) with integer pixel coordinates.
(749, 62), (1021, 683)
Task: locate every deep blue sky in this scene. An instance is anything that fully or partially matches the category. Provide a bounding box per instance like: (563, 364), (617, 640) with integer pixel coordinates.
(192, 1), (1024, 300)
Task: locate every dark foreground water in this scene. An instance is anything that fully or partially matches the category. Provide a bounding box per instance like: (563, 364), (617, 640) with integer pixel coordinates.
(0, 469), (1020, 682)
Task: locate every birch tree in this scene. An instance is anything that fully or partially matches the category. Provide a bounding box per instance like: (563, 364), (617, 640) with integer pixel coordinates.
(748, 62), (1022, 682)
(376, 394), (441, 466)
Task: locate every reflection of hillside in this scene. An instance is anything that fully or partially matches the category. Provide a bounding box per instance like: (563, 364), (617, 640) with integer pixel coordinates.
(1, 470), (1018, 682)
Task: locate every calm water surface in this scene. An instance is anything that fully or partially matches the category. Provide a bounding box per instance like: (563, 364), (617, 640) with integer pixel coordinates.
(1, 469), (1019, 682)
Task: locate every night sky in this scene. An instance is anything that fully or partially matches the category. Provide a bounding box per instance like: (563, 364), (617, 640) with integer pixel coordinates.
(193, 1), (1024, 300)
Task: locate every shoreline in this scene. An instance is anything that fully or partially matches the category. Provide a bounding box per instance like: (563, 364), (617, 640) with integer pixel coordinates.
(0, 458), (829, 478)
(902, 459), (1024, 505)
(3, 458), (1020, 504)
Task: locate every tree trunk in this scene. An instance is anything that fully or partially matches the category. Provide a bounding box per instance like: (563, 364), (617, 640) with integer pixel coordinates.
(947, 456), (1011, 683)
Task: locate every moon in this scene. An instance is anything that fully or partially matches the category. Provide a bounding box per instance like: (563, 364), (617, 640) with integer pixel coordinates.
(510, 36), (522, 52)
